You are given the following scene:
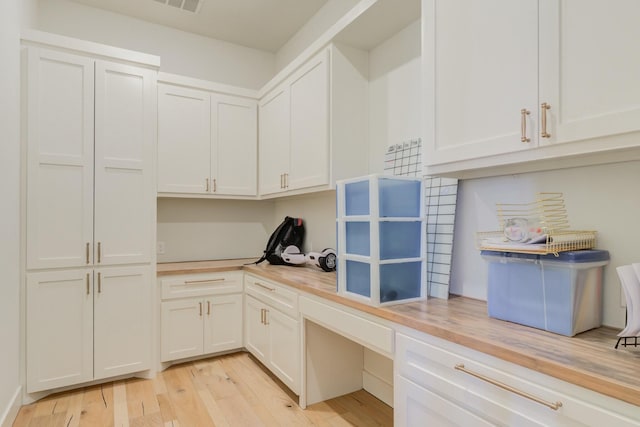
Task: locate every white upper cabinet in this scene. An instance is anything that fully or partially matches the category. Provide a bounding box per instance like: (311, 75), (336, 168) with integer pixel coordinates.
(211, 94), (257, 196)
(259, 50), (330, 196)
(25, 47), (155, 269)
(94, 61), (155, 265)
(258, 45), (368, 197)
(258, 86), (291, 195)
(538, 0), (640, 147)
(157, 84), (211, 194)
(423, 0), (539, 165)
(423, 0), (640, 177)
(157, 77), (258, 198)
(26, 49), (95, 269)
(288, 51), (330, 191)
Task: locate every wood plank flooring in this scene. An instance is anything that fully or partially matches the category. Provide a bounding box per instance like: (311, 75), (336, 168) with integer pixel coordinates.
(13, 352), (393, 426)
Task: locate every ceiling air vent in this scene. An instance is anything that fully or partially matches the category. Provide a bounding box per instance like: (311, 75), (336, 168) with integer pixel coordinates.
(153, 0), (202, 13)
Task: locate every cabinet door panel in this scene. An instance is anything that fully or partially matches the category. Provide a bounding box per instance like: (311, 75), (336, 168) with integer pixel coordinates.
(26, 48), (94, 269)
(94, 265), (151, 379)
(244, 295), (269, 364)
(212, 95), (257, 196)
(268, 309), (299, 394)
(158, 85), (211, 193)
(161, 298), (204, 362)
(26, 269), (93, 392)
(395, 376), (494, 427)
(424, 0), (539, 165)
(94, 61), (155, 265)
(258, 87), (290, 195)
(203, 294), (243, 354)
(540, 0), (640, 146)
(289, 52), (329, 190)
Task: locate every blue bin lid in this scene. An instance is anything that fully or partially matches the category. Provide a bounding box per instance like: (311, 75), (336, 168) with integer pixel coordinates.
(480, 249), (609, 263)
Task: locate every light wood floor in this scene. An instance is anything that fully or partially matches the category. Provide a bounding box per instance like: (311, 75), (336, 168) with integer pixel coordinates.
(13, 352), (393, 426)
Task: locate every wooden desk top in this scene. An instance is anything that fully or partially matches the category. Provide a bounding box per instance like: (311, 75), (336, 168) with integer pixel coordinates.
(158, 259), (640, 407)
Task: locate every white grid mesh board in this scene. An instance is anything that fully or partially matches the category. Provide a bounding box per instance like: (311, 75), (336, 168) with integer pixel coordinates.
(383, 139), (458, 299)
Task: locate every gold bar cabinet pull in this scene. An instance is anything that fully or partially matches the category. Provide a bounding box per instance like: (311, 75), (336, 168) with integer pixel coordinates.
(213, 179), (217, 193)
(255, 282), (275, 292)
(86, 242), (90, 264)
(520, 108), (531, 142)
(199, 302), (203, 316)
(280, 174), (284, 189)
(541, 102), (551, 138)
(86, 273), (90, 295)
(207, 301), (211, 315)
(98, 272), (102, 293)
(97, 242), (102, 263)
(206, 178), (210, 192)
(454, 364), (562, 410)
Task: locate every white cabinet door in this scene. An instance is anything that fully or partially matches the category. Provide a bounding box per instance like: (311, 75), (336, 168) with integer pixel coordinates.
(244, 295), (269, 364)
(267, 308), (299, 394)
(157, 84), (211, 194)
(211, 94), (257, 196)
(26, 269), (93, 393)
(94, 60), (155, 265)
(161, 298), (205, 362)
(423, 0), (539, 165)
(258, 86), (290, 195)
(203, 294), (243, 354)
(395, 376), (494, 427)
(25, 48), (94, 270)
(94, 265), (151, 380)
(288, 50), (329, 190)
(539, 0), (640, 147)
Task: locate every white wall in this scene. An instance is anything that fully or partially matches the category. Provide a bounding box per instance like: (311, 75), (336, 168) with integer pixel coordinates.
(273, 191), (337, 254)
(36, 0), (275, 89)
(451, 161), (640, 328)
(156, 198), (277, 263)
(0, 0), (31, 423)
(368, 20), (422, 173)
(156, 192), (338, 264)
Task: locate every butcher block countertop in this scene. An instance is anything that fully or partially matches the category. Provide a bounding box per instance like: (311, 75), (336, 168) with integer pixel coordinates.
(158, 259), (640, 407)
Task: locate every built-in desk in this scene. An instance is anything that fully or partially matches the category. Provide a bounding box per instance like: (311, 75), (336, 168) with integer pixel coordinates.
(158, 260), (640, 410)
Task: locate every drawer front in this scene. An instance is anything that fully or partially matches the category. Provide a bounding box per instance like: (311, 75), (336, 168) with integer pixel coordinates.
(244, 274), (298, 318)
(396, 333), (640, 427)
(395, 375), (494, 427)
(300, 296), (393, 356)
(161, 271), (243, 300)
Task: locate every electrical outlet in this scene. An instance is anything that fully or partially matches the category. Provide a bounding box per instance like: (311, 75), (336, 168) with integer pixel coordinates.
(157, 241), (165, 255)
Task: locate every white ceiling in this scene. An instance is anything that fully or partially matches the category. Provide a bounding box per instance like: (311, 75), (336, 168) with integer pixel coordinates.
(71, 0), (329, 52)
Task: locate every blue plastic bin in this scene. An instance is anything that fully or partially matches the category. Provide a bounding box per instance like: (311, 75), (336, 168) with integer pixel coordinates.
(481, 250), (609, 336)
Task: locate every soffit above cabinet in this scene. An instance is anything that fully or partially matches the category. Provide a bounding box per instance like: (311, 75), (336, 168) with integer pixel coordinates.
(333, 0), (420, 50)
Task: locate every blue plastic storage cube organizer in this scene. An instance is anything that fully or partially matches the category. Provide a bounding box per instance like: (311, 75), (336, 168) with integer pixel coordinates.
(481, 250), (610, 336)
(336, 175), (426, 306)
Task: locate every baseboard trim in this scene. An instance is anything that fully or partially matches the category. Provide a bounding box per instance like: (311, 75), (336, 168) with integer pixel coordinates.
(1, 385), (22, 427)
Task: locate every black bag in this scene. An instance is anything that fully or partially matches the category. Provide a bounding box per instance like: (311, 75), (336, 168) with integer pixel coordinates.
(252, 216), (305, 265)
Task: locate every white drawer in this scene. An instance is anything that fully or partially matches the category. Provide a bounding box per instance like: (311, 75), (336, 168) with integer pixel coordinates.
(244, 274), (298, 318)
(300, 296), (393, 356)
(161, 271), (243, 300)
(396, 332), (640, 427)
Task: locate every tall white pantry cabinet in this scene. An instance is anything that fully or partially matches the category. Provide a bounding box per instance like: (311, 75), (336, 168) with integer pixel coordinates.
(23, 39), (158, 393)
